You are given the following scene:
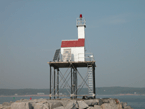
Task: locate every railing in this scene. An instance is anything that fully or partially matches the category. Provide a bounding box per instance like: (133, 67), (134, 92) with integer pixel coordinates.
(85, 53), (95, 61)
(58, 53), (94, 62)
(76, 18), (86, 26)
(78, 53), (94, 62)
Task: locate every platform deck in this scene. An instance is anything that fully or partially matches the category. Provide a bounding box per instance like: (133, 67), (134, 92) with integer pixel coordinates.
(47, 61), (96, 68)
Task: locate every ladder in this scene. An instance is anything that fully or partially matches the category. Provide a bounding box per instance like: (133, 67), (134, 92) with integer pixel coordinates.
(87, 65), (93, 95)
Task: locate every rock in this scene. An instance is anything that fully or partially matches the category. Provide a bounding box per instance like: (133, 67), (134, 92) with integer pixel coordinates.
(29, 99), (49, 108)
(64, 100), (77, 109)
(33, 102), (49, 109)
(124, 106), (133, 109)
(55, 98), (61, 100)
(2, 107), (11, 109)
(51, 102), (63, 109)
(101, 98), (110, 103)
(2, 102), (11, 106)
(60, 100), (69, 107)
(17, 99), (29, 102)
(94, 105), (102, 109)
(100, 98), (120, 109)
(84, 99), (99, 106)
(114, 99), (120, 104)
(53, 106), (64, 109)
(117, 104), (123, 109)
(0, 98), (133, 109)
(0, 103), (11, 109)
(84, 100), (93, 106)
(82, 96), (88, 99)
(109, 99), (116, 105)
(49, 103), (52, 109)
(77, 101), (88, 109)
(121, 102), (127, 108)
(29, 102), (36, 108)
(98, 99), (103, 105)
(101, 103), (112, 109)
(10, 101), (13, 104)
(88, 107), (95, 109)
(88, 105), (102, 109)
(75, 101), (79, 108)
(121, 102), (132, 109)
(0, 106), (2, 109)
(11, 102), (32, 109)
(109, 99), (118, 109)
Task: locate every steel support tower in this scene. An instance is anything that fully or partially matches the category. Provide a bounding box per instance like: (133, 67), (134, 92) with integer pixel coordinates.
(48, 61), (96, 99)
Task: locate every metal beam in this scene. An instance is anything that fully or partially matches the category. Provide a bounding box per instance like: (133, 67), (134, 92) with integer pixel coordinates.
(50, 65), (51, 99)
(72, 67), (77, 99)
(73, 68), (75, 99)
(57, 68), (59, 98)
(93, 64), (96, 99)
(71, 68), (72, 99)
(75, 68), (77, 99)
(54, 68), (55, 99)
(48, 61), (96, 99)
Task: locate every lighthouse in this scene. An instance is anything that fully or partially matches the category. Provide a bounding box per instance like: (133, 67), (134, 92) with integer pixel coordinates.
(48, 14), (96, 99)
(61, 14), (86, 62)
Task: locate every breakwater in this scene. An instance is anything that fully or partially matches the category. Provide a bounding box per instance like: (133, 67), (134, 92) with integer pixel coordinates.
(0, 98), (133, 109)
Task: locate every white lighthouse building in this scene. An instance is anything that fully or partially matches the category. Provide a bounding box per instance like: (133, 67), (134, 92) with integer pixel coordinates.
(61, 14), (86, 62)
(49, 14), (96, 99)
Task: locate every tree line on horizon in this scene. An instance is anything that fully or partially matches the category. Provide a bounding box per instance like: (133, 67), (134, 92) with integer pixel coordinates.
(0, 87), (145, 96)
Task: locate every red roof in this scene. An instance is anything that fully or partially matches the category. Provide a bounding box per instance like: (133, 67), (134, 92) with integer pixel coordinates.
(61, 39), (85, 47)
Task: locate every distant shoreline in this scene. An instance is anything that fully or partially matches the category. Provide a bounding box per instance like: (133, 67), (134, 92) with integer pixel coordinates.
(0, 95), (50, 97)
(0, 94), (145, 98)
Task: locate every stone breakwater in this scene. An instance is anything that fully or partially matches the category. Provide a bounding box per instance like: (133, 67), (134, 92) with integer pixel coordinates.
(0, 98), (133, 109)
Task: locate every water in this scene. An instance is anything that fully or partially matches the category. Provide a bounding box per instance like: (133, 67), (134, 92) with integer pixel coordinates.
(97, 95), (145, 109)
(0, 95), (145, 109)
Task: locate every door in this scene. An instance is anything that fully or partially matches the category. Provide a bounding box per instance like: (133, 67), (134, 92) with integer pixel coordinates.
(62, 49), (71, 62)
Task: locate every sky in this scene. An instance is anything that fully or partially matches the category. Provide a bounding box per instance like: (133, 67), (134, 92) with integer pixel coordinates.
(0, 0), (145, 89)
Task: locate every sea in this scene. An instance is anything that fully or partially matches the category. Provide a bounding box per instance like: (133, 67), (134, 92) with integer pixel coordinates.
(0, 95), (145, 109)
